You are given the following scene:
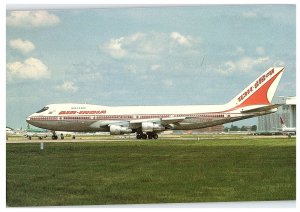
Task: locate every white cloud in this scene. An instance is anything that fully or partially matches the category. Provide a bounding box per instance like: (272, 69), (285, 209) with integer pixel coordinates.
(102, 32), (199, 59)
(218, 56), (270, 75)
(218, 61), (236, 75)
(9, 39), (35, 54)
(56, 81), (78, 92)
(241, 8), (295, 26)
(170, 32), (192, 46)
(7, 10), (60, 28)
(126, 32), (146, 43)
(7, 58), (50, 80)
(102, 37), (127, 58)
(102, 32), (163, 58)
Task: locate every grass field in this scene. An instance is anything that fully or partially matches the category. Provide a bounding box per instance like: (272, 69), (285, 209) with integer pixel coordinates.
(6, 137), (296, 206)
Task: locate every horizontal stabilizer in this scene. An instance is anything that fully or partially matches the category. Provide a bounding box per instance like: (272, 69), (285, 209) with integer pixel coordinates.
(240, 104), (282, 114)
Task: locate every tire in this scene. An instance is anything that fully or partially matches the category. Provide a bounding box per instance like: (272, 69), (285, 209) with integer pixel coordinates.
(136, 134), (142, 139)
(153, 134), (158, 139)
(142, 134), (147, 139)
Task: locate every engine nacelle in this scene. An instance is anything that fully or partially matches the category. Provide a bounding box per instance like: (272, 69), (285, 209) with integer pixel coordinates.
(110, 125), (132, 135)
(142, 122), (165, 132)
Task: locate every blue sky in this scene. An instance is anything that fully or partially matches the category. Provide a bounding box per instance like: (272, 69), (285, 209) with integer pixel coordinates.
(6, 5), (296, 129)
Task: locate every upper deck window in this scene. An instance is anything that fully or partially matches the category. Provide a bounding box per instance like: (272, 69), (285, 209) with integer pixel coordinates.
(36, 107), (49, 113)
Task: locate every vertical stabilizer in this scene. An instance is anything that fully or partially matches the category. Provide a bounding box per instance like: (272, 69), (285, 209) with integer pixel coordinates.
(226, 67), (284, 109)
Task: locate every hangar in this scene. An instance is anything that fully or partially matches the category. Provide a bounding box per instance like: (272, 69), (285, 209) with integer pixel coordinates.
(257, 96), (296, 132)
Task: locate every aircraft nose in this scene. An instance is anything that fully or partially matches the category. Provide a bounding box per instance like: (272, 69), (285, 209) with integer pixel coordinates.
(26, 116), (33, 124)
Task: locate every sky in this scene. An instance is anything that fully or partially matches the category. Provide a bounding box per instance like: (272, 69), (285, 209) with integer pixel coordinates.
(6, 5), (296, 129)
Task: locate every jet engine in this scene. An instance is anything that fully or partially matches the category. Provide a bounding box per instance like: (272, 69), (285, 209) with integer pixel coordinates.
(142, 122), (165, 132)
(110, 125), (132, 135)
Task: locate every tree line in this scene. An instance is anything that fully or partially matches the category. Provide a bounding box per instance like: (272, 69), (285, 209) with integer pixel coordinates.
(224, 125), (257, 132)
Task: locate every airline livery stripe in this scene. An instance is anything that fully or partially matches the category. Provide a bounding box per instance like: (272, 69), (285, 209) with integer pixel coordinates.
(29, 113), (229, 121)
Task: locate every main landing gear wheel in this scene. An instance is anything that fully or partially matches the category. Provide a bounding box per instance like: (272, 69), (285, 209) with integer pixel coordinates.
(136, 132), (159, 140)
(52, 132), (58, 140)
(147, 132), (158, 139)
(136, 133), (148, 139)
(52, 135), (58, 140)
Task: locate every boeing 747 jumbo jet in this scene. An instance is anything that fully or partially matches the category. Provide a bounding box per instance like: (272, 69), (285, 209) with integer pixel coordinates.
(27, 67), (284, 140)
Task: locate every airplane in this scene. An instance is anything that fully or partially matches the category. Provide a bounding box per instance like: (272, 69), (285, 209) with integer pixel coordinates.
(26, 67), (284, 140)
(6, 127), (15, 135)
(278, 116), (296, 136)
(24, 124), (52, 140)
(6, 127), (15, 140)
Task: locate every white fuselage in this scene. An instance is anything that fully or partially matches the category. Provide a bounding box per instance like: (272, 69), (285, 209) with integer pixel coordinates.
(26, 103), (265, 132)
(280, 127), (296, 134)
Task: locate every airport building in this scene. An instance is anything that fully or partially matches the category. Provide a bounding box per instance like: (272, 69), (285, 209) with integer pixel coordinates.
(257, 96), (296, 132)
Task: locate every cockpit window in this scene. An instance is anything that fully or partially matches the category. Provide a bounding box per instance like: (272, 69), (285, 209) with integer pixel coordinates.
(36, 107), (49, 113)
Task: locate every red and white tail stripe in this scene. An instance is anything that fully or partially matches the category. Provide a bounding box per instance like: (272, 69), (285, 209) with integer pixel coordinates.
(226, 67), (284, 111)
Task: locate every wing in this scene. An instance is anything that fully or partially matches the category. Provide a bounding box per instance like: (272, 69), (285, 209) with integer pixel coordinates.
(89, 117), (188, 131)
(129, 117), (187, 130)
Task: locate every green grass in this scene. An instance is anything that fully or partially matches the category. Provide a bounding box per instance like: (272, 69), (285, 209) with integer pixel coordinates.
(6, 138), (296, 206)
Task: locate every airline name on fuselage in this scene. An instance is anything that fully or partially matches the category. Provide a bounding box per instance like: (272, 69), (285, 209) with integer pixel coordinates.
(238, 68), (275, 102)
(71, 106), (86, 110)
(59, 110), (107, 115)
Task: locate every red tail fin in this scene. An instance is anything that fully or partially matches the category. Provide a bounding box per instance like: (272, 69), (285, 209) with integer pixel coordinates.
(226, 67), (284, 109)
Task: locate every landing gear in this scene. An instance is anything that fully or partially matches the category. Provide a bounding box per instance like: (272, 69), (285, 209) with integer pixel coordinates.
(51, 132), (58, 140)
(136, 132), (158, 140)
(147, 132), (158, 139)
(52, 135), (58, 140)
(136, 133), (147, 139)
(60, 133), (64, 140)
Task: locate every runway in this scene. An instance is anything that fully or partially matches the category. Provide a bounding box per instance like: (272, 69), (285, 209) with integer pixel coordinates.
(6, 134), (294, 144)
